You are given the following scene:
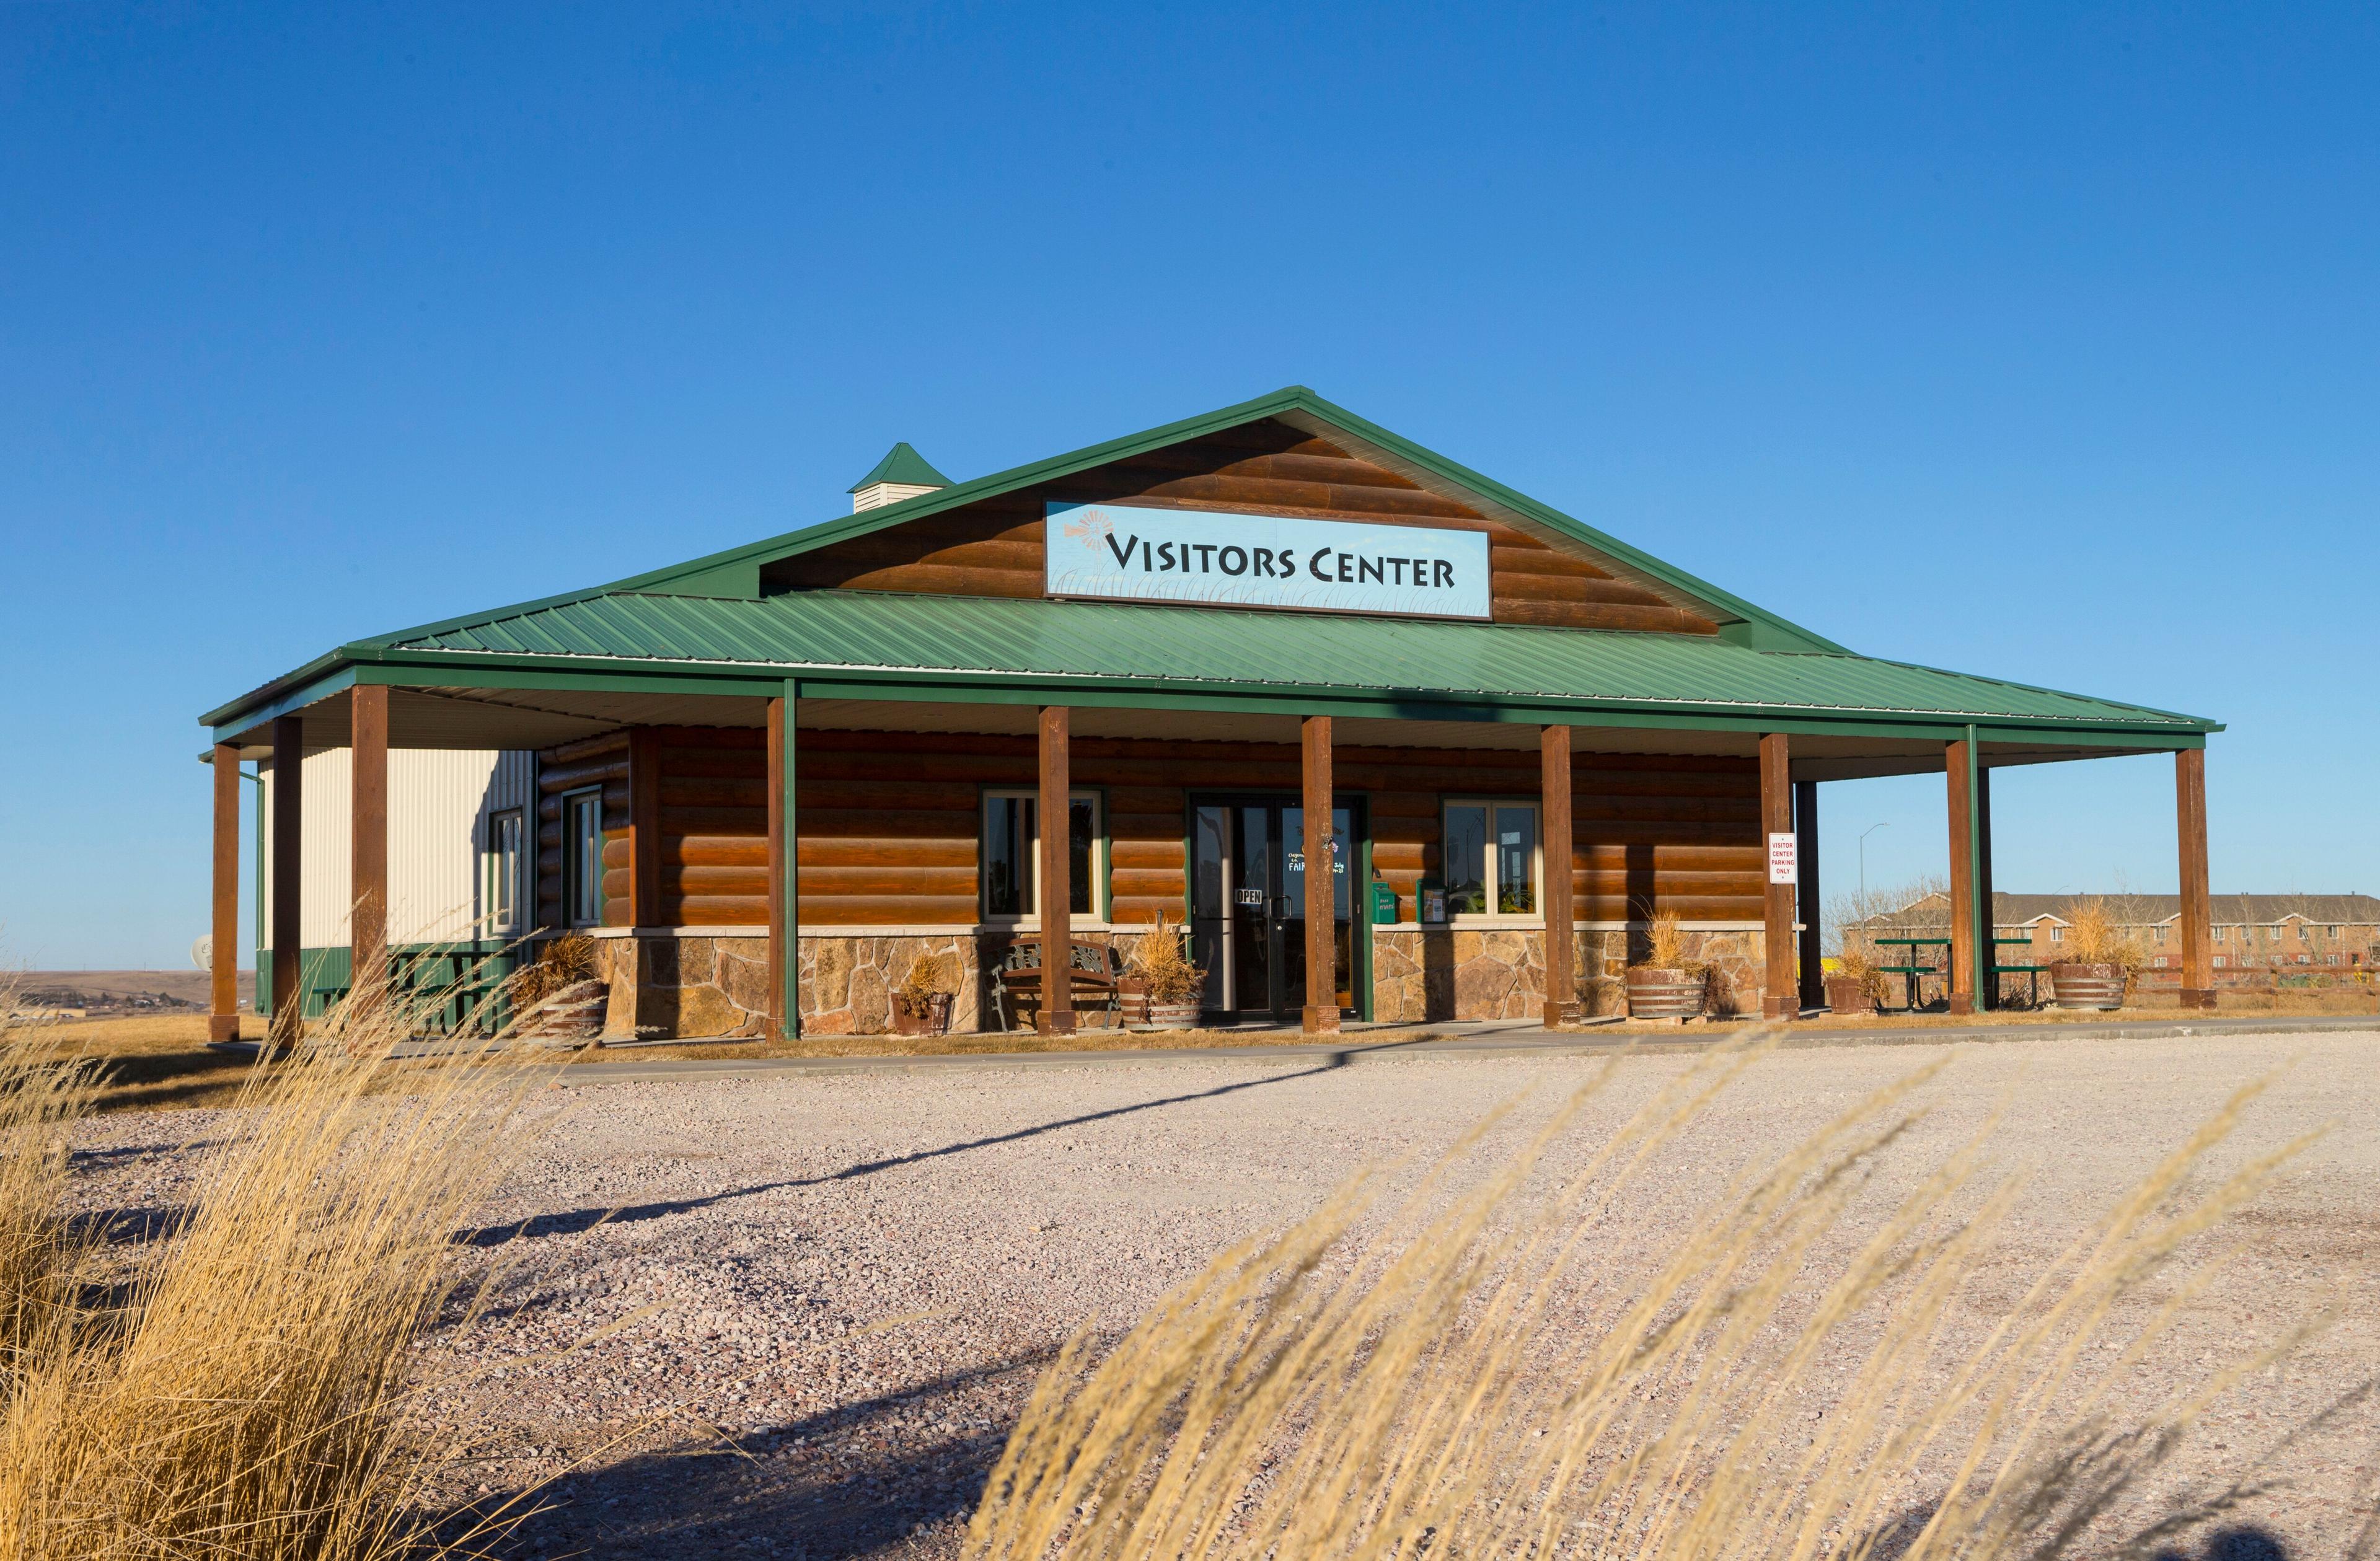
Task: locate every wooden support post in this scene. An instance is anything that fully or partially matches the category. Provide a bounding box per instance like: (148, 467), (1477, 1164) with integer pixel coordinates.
(2176, 747), (2216, 1009)
(1039, 706), (1074, 1034)
(1794, 779), (1823, 1012)
(767, 689), (800, 1039)
(350, 684), (390, 1018)
(1975, 766), (1997, 1011)
(1541, 724), (1574, 1029)
(1302, 715), (1338, 1034)
(1946, 734), (1979, 1016)
(209, 744), (242, 1042)
(628, 728), (661, 930)
(269, 715), (304, 1045)
(1760, 732), (1796, 1019)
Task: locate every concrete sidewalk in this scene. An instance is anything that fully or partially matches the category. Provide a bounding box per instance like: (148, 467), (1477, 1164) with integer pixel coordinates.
(555, 1011), (2380, 1086)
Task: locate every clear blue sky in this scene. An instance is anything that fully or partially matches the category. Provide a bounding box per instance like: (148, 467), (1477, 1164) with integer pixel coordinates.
(2, 3), (2373, 969)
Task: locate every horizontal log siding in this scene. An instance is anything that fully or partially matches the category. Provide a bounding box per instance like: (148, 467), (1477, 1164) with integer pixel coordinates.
(765, 420), (1717, 636)
(537, 732), (631, 928)
(564, 727), (1761, 929)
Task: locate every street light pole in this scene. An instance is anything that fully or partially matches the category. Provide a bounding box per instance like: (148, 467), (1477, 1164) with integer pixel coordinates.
(1859, 822), (1890, 908)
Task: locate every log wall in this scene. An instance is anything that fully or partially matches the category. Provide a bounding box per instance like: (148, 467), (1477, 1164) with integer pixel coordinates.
(537, 732), (632, 928)
(538, 728), (1763, 930)
(764, 420), (1718, 636)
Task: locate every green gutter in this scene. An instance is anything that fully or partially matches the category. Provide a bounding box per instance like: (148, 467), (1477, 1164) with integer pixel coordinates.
(206, 645), (2218, 749)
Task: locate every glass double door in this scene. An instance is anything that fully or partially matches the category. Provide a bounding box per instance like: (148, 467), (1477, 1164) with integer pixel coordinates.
(1189, 798), (1354, 1019)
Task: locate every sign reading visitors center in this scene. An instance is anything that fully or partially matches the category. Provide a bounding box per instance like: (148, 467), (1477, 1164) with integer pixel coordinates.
(1767, 832), (1798, 886)
(1044, 502), (1492, 619)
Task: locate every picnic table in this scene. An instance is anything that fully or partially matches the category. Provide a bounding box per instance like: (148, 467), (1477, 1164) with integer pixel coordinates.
(1874, 936), (2051, 1010)
(1873, 936), (1950, 1010)
(1991, 935), (2048, 1007)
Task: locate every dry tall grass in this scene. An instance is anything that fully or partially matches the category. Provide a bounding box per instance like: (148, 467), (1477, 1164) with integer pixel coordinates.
(0, 959), (559, 1560)
(967, 1032), (2324, 1560)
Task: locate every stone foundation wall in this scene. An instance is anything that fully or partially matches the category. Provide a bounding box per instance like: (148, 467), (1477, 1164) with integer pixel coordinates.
(595, 928), (1173, 1039)
(800, 934), (981, 1036)
(1372, 926), (1768, 1022)
(597, 935), (775, 1040)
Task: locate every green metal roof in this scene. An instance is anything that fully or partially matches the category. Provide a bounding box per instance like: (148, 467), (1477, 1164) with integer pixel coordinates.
(376, 588), (2213, 734)
(368, 387), (1853, 654)
(846, 441), (950, 492)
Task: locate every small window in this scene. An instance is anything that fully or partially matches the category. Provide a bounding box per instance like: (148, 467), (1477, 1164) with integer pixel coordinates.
(2214, 925), (2226, 943)
(981, 791), (1102, 920)
(2153, 925), (2167, 944)
(2050, 926), (2065, 944)
(1442, 801), (1540, 918)
(563, 789), (605, 928)
(487, 809), (524, 935)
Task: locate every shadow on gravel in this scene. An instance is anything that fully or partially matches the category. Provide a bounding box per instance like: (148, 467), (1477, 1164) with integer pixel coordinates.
(2153, 1527), (2293, 1560)
(456, 1048), (1401, 1249)
(499, 1353), (1049, 1560)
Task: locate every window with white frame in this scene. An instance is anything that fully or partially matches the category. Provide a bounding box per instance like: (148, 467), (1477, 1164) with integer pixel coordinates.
(562, 789), (605, 928)
(981, 790), (1103, 920)
(2215, 925), (2226, 942)
(486, 809), (524, 935)
(1442, 801), (1540, 918)
(2050, 926), (2066, 944)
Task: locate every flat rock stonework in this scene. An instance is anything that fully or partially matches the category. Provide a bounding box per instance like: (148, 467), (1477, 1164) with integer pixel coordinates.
(799, 935), (980, 1037)
(1373, 926), (1769, 1022)
(1372, 929), (1545, 1022)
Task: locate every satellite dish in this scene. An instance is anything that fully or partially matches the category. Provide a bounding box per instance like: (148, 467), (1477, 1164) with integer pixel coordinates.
(191, 935), (212, 971)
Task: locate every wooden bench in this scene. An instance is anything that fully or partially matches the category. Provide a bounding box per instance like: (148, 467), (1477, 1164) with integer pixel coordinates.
(992, 939), (1126, 1031)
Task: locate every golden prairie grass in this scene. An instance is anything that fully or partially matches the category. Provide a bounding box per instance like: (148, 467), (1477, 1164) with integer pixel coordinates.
(966, 1031), (2332, 1561)
(0, 962), (562, 1560)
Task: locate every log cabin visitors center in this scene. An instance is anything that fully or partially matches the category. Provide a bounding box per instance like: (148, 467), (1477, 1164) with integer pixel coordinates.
(196, 387), (2225, 1042)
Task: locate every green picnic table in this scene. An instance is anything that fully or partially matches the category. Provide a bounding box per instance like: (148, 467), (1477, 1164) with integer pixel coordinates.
(1992, 935), (2048, 1007)
(1873, 936), (1950, 1010)
(1875, 935), (2047, 1010)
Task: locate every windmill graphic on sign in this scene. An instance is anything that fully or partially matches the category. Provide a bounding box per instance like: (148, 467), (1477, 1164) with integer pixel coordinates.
(1060, 508), (1114, 553)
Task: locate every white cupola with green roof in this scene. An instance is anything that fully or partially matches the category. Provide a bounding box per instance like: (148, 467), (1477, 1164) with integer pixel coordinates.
(847, 441), (952, 512)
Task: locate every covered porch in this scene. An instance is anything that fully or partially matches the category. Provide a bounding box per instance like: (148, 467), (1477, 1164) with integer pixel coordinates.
(200, 592), (2221, 1044)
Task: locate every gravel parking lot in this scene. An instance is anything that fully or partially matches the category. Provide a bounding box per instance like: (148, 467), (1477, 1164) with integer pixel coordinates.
(72, 1029), (2380, 1559)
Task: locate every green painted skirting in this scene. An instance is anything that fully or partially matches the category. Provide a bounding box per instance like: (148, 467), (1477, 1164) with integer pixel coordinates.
(256, 943), (527, 1031)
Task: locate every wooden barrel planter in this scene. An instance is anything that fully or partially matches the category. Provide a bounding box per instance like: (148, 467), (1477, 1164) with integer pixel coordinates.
(1625, 967), (1703, 1020)
(891, 993), (954, 1036)
(2049, 962), (2125, 1011)
(1824, 974), (1875, 1016)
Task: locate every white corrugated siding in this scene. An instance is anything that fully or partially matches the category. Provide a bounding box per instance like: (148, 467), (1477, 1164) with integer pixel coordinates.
(262, 750), (537, 949)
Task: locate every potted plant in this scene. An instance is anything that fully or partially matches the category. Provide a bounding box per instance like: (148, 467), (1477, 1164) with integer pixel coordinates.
(1624, 908), (1704, 1021)
(2049, 899), (2140, 1011)
(1824, 944), (1887, 1016)
(891, 953), (957, 1036)
(1128, 915), (1206, 1030)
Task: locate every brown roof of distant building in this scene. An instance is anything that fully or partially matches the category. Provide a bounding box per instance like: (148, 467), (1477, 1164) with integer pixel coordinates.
(1858, 892), (2380, 927)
